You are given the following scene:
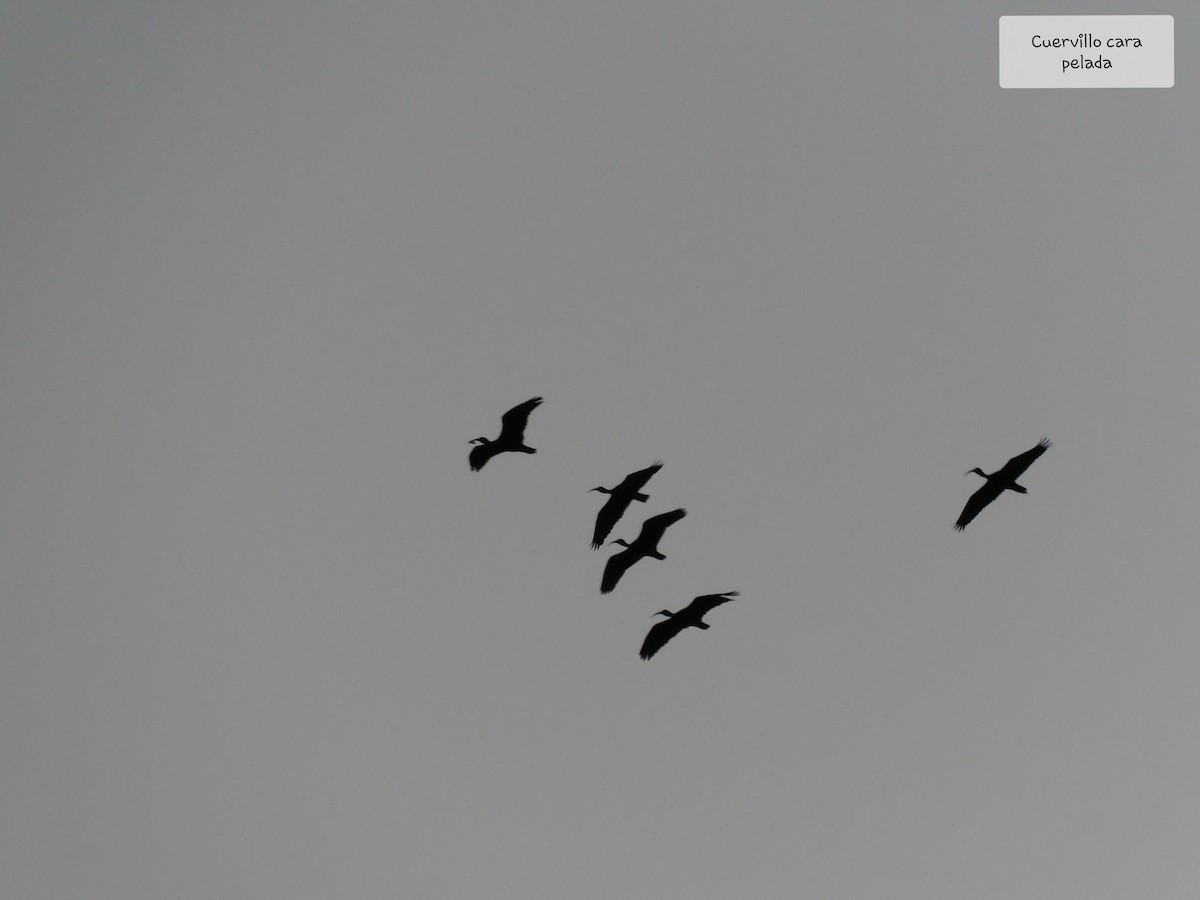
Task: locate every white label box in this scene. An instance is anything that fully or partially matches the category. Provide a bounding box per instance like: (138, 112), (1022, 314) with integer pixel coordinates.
(999, 15), (1174, 88)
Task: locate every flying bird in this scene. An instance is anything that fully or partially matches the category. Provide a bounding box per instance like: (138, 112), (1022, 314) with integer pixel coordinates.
(469, 397), (543, 471)
(955, 438), (1050, 530)
(588, 461), (664, 549)
(600, 507), (686, 594)
(640, 591), (739, 660)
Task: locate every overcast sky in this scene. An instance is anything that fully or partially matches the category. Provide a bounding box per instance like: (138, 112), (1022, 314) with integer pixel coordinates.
(3, 3), (1199, 898)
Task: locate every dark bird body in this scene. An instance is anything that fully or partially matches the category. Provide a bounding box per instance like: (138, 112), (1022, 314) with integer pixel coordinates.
(600, 507), (686, 594)
(640, 591), (738, 660)
(469, 397), (543, 471)
(588, 461), (663, 549)
(955, 438), (1050, 530)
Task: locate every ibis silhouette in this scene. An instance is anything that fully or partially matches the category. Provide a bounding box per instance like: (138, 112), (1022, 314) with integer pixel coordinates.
(600, 508), (686, 594)
(469, 397), (542, 471)
(955, 438), (1050, 530)
(588, 461), (663, 549)
(640, 591), (739, 660)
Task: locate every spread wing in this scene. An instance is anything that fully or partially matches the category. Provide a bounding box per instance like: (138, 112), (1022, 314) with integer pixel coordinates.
(591, 494), (629, 549)
(687, 591), (739, 616)
(954, 480), (1004, 531)
(995, 438), (1050, 481)
(639, 617), (687, 660)
(600, 546), (637, 594)
(617, 461), (663, 493)
(639, 507), (687, 542)
(497, 396), (543, 442)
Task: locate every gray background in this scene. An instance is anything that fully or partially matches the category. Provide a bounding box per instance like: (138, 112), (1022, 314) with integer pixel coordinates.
(3, 2), (1198, 898)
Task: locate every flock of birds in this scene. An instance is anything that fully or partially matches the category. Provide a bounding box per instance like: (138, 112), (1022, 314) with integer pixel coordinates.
(470, 397), (1051, 660)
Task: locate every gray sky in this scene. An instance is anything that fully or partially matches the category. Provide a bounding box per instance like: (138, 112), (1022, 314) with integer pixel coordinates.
(3, 2), (1198, 898)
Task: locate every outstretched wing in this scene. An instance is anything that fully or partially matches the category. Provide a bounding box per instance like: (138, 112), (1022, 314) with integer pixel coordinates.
(639, 617), (686, 660)
(995, 438), (1051, 481)
(687, 591), (739, 616)
(617, 461), (663, 493)
(497, 396), (543, 442)
(639, 507), (687, 541)
(591, 494), (628, 549)
(600, 547), (636, 594)
(954, 480), (1004, 531)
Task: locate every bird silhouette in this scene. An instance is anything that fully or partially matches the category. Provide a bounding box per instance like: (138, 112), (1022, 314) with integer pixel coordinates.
(955, 438), (1050, 530)
(469, 397), (543, 471)
(640, 591), (739, 660)
(588, 461), (663, 549)
(600, 508), (686, 594)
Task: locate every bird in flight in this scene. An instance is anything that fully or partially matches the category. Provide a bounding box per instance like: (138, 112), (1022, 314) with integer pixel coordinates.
(588, 461), (664, 549)
(640, 591), (739, 660)
(955, 438), (1050, 530)
(469, 397), (543, 471)
(600, 508), (687, 594)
